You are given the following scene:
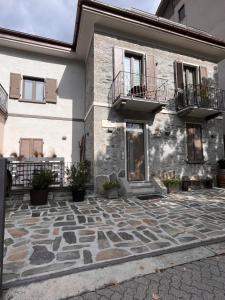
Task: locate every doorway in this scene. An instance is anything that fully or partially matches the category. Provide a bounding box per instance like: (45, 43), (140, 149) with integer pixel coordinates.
(126, 123), (146, 181)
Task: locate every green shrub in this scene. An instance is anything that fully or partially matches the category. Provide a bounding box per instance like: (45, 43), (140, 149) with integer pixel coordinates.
(163, 177), (181, 188)
(66, 160), (90, 190)
(103, 180), (120, 191)
(32, 169), (55, 190)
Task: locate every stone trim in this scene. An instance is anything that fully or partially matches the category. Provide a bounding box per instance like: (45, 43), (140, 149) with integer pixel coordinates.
(8, 113), (84, 123)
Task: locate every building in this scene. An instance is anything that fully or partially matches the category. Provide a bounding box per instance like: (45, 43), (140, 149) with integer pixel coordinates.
(1, 0), (225, 195)
(156, 0), (225, 90)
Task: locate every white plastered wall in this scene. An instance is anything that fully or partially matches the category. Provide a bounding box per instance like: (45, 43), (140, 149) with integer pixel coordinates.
(0, 47), (85, 162)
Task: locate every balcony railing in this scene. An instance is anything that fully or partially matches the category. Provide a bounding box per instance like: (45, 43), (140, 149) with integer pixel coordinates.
(109, 71), (169, 104)
(0, 84), (8, 114)
(176, 84), (225, 112)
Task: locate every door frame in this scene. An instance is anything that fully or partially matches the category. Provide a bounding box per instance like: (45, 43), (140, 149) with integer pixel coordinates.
(124, 120), (149, 182)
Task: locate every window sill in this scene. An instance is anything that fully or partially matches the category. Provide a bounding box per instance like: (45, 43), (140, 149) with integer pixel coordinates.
(185, 160), (206, 165)
(19, 99), (46, 104)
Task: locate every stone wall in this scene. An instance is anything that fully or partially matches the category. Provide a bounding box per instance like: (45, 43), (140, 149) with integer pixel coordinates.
(92, 30), (223, 191)
(0, 112), (6, 155)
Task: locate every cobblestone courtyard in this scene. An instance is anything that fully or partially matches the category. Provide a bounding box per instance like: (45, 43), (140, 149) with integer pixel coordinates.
(70, 254), (225, 300)
(3, 189), (225, 287)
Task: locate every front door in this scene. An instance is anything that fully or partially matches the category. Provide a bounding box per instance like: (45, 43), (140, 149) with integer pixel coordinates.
(126, 123), (145, 181)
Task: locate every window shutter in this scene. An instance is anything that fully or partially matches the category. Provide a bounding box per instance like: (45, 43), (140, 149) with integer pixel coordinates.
(9, 73), (21, 99)
(199, 66), (208, 86)
(113, 47), (124, 79)
(193, 125), (203, 161)
(174, 61), (184, 90)
(20, 139), (31, 158)
(33, 139), (43, 155)
(186, 126), (195, 162)
(186, 124), (203, 162)
(146, 55), (156, 99)
(45, 79), (57, 103)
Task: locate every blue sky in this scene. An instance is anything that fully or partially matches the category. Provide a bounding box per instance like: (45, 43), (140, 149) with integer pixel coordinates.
(0, 0), (161, 43)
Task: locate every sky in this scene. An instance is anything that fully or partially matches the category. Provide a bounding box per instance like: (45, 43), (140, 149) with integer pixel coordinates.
(0, 0), (161, 43)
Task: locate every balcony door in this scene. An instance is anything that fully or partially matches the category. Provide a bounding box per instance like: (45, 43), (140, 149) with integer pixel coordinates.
(124, 53), (143, 96)
(126, 123), (146, 181)
(184, 65), (197, 105)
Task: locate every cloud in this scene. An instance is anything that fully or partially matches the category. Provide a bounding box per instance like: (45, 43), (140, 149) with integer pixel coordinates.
(0, 0), (161, 43)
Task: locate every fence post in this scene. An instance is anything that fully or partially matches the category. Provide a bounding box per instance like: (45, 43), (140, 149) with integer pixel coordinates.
(0, 159), (7, 292)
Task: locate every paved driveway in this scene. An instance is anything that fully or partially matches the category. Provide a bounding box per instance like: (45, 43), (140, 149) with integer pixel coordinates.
(69, 254), (225, 300)
(3, 189), (225, 287)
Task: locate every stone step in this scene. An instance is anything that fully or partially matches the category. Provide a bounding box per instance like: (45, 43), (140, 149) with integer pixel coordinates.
(130, 187), (156, 195)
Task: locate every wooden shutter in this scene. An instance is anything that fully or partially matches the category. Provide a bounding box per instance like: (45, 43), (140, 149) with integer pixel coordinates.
(199, 66), (208, 98)
(186, 126), (195, 162)
(9, 73), (21, 99)
(113, 47), (124, 79)
(20, 139), (31, 158)
(174, 61), (184, 90)
(199, 66), (208, 86)
(45, 79), (57, 103)
(186, 124), (203, 162)
(146, 55), (156, 99)
(33, 139), (43, 155)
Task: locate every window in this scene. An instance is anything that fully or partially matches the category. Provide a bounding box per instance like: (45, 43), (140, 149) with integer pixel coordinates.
(178, 5), (185, 23)
(186, 124), (203, 162)
(23, 77), (44, 102)
(20, 138), (43, 158)
(124, 53), (143, 95)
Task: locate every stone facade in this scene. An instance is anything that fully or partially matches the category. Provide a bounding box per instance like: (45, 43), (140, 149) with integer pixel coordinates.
(85, 30), (224, 193)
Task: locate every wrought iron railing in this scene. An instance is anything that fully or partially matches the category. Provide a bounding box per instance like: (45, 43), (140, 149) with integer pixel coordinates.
(8, 159), (65, 187)
(0, 84), (8, 114)
(109, 71), (170, 104)
(176, 84), (225, 111)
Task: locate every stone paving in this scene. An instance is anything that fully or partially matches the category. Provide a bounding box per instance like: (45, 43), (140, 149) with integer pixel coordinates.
(3, 189), (225, 287)
(69, 254), (225, 300)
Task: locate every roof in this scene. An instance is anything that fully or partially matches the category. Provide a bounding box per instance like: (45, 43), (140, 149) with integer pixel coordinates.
(156, 0), (170, 17)
(0, 27), (73, 49)
(74, 0), (225, 51)
(1, 0), (225, 61)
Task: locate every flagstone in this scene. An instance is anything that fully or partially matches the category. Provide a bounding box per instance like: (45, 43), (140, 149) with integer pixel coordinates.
(96, 249), (130, 261)
(8, 228), (29, 238)
(30, 246), (55, 265)
(8, 250), (29, 262)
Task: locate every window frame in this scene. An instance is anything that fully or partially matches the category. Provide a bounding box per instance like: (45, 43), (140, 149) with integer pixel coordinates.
(178, 4), (185, 23)
(186, 123), (204, 164)
(22, 76), (45, 104)
(124, 51), (145, 93)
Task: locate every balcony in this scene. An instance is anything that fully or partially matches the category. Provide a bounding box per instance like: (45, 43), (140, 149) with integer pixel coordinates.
(176, 84), (225, 120)
(0, 83), (8, 116)
(109, 71), (169, 113)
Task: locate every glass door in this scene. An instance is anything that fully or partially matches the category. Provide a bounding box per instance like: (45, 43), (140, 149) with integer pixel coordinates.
(184, 65), (197, 105)
(124, 54), (142, 96)
(126, 123), (145, 181)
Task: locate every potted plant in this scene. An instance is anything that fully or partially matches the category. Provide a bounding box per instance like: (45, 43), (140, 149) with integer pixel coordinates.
(217, 159), (225, 188)
(66, 161), (90, 202)
(30, 169), (55, 205)
(103, 180), (120, 199)
(163, 177), (181, 194)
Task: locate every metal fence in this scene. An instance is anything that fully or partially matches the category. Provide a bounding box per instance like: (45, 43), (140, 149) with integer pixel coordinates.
(176, 84), (225, 111)
(109, 71), (170, 104)
(8, 159), (65, 187)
